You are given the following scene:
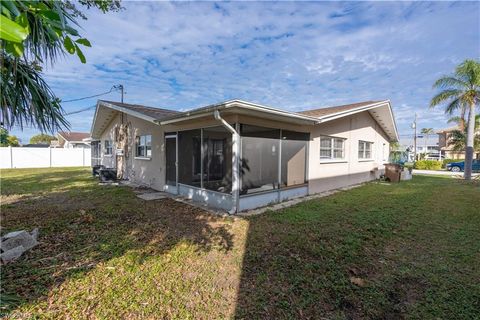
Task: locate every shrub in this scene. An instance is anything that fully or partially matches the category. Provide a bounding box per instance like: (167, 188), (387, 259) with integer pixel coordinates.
(414, 160), (442, 170)
(442, 159), (458, 168)
(404, 162), (414, 169)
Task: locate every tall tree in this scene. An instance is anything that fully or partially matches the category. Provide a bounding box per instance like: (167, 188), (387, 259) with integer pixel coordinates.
(30, 133), (57, 144)
(420, 128), (434, 155)
(0, 127), (20, 146)
(0, 0), (121, 132)
(430, 59), (480, 180)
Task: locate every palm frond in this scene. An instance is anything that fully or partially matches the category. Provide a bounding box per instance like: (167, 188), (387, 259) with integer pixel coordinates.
(456, 59), (480, 87)
(420, 128), (434, 134)
(444, 97), (467, 115)
(0, 54), (69, 132)
(433, 76), (468, 89)
(447, 130), (466, 151)
(430, 89), (462, 108)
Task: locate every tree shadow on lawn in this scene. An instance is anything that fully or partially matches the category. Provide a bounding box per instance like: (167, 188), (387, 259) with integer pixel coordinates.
(1, 177), (235, 314)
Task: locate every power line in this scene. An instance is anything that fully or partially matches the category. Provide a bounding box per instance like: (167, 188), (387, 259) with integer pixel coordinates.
(61, 84), (125, 116)
(61, 85), (120, 103)
(65, 105), (96, 116)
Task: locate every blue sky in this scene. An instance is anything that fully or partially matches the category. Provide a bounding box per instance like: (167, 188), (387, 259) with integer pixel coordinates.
(10, 1), (480, 143)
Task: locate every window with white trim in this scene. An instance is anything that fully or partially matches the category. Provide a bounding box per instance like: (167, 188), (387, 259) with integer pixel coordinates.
(104, 140), (113, 155)
(320, 136), (345, 160)
(136, 135), (152, 158)
(358, 141), (373, 159)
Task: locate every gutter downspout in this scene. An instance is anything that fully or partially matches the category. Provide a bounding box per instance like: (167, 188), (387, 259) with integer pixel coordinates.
(214, 110), (239, 214)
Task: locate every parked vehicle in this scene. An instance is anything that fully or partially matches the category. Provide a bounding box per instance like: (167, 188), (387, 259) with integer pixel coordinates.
(446, 160), (480, 172)
(425, 154), (442, 161)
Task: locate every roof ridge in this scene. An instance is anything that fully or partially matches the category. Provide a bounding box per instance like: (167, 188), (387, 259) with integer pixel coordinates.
(299, 100), (385, 113)
(99, 100), (179, 113)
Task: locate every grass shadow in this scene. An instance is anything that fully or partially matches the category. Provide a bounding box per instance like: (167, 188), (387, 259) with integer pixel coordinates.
(1, 168), (235, 316)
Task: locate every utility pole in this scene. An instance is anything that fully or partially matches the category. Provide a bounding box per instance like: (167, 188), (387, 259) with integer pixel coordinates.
(119, 84), (124, 103)
(113, 84), (124, 103)
(412, 113), (417, 162)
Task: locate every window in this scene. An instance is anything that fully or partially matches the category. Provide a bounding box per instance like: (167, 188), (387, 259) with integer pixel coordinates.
(136, 135), (152, 158)
(358, 141), (373, 159)
(104, 140), (112, 155)
(92, 141), (102, 165)
(320, 136), (345, 160)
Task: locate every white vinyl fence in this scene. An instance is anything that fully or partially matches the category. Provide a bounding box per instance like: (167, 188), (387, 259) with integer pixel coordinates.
(0, 147), (91, 169)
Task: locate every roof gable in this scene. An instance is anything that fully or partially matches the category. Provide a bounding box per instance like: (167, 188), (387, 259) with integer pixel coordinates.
(58, 131), (90, 142)
(99, 100), (179, 121)
(299, 101), (382, 117)
(91, 99), (398, 142)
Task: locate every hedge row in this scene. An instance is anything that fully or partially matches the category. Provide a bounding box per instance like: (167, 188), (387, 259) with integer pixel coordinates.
(414, 160), (442, 170)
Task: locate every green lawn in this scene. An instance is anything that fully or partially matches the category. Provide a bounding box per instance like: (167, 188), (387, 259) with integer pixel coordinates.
(1, 168), (479, 319)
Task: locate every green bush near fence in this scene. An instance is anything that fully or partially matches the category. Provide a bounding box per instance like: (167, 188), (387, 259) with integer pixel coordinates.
(442, 159), (459, 168)
(414, 160), (442, 170)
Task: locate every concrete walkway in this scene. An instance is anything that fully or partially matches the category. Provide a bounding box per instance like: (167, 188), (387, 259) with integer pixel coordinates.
(413, 169), (479, 177)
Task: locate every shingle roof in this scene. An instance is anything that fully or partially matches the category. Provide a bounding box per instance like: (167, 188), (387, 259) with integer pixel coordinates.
(299, 101), (382, 117)
(99, 100), (180, 121)
(58, 131), (90, 141)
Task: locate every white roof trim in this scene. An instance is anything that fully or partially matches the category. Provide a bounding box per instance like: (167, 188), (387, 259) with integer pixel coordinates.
(98, 101), (158, 123)
(158, 99), (319, 125)
(90, 101), (160, 137)
(315, 100), (399, 141)
(91, 99), (398, 142)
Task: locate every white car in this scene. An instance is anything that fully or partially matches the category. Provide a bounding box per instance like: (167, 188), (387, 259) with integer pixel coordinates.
(425, 155), (442, 161)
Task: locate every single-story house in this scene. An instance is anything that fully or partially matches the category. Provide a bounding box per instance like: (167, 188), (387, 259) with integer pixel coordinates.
(51, 131), (91, 148)
(90, 99), (398, 213)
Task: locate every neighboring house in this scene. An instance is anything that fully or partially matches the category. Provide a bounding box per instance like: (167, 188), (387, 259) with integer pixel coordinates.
(437, 126), (480, 160)
(437, 126), (465, 160)
(91, 99), (398, 213)
(399, 135), (440, 161)
(52, 132), (91, 148)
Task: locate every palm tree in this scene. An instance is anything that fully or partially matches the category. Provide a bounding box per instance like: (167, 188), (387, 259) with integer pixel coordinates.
(1, 1), (121, 132)
(448, 115), (480, 152)
(430, 59), (480, 180)
(420, 128), (434, 156)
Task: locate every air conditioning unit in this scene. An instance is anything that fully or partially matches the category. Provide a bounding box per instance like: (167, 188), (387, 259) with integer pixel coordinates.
(99, 168), (117, 182)
(92, 165), (105, 177)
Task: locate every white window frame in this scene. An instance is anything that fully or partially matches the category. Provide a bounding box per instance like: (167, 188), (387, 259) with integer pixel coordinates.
(104, 140), (113, 156)
(358, 140), (373, 160)
(320, 136), (346, 162)
(136, 134), (152, 159)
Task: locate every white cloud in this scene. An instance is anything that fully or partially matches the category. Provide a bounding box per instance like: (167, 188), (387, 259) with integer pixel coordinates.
(9, 1), (480, 142)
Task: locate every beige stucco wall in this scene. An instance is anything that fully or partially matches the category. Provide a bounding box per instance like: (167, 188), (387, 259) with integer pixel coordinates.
(99, 112), (165, 190)
(308, 111), (390, 194)
(97, 109), (391, 197)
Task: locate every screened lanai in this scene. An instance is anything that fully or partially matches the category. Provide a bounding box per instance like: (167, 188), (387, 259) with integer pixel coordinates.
(163, 122), (310, 212)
